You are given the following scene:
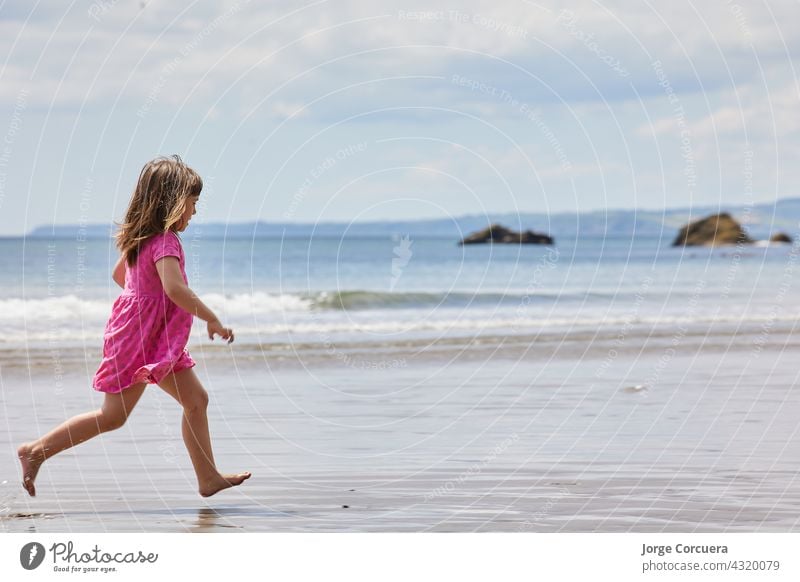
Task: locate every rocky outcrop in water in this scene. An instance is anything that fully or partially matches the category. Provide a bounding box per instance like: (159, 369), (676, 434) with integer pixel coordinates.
(459, 224), (554, 245)
(671, 213), (754, 247)
(769, 232), (793, 243)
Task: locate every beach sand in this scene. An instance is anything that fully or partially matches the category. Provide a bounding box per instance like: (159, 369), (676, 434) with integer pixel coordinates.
(2, 324), (799, 532)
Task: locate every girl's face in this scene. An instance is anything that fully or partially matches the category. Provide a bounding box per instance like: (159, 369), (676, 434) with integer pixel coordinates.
(178, 195), (199, 231)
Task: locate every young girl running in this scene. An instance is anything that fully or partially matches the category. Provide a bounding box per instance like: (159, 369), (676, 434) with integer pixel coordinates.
(17, 155), (251, 498)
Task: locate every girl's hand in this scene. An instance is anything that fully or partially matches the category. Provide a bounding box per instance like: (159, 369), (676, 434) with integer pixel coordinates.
(207, 319), (234, 344)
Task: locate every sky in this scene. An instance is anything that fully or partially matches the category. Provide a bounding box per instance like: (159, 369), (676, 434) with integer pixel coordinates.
(0, 0), (798, 235)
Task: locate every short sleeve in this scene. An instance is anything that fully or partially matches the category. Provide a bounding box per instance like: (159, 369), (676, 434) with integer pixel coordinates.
(151, 231), (182, 264)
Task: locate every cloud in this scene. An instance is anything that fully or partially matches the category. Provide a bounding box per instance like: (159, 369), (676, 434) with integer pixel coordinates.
(638, 80), (799, 142)
(1, 0), (799, 235)
(3, 0), (798, 115)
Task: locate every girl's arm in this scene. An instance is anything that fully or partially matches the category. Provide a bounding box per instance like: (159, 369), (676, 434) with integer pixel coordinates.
(112, 256), (126, 288)
(155, 257), (234, 342)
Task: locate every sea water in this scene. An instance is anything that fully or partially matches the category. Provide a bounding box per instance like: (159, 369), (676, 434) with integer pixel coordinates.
(1, 234), (798, 353)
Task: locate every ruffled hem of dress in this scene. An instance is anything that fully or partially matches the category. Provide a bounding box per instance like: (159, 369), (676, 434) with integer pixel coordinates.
(93, 352), (195, 394)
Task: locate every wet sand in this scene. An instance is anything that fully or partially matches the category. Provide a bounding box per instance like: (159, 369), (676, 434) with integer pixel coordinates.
(2, 327), (799, 532)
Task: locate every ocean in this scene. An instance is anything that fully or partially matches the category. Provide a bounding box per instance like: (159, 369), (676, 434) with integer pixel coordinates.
(2, 233), (798, 352)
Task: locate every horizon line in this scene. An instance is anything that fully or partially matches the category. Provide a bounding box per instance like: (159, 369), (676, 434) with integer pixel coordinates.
(19, 195), (800, 236)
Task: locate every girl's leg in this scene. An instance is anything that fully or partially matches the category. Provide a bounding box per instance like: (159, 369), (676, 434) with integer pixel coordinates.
(156, 367), (250, 497)
(17, 383), (147, 496)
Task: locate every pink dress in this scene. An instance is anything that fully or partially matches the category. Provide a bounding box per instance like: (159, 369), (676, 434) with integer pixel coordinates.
(93, 230), (195, 393)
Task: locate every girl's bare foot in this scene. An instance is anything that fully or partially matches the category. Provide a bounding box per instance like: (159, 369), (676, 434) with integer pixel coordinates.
(199, 472), (251, 497)
(17, 443), (44, 497)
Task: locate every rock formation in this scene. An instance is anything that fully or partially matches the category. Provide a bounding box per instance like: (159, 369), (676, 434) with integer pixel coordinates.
(459, 224), (554, 245)
(671, 213), (754, 247)
(769, 232), (793, 243)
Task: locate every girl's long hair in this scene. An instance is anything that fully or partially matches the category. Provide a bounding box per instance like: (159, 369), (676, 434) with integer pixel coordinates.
(115, 155), (202, 266)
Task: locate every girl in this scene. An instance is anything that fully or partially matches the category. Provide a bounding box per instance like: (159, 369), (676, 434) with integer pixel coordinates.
(17, 155), (251, 498)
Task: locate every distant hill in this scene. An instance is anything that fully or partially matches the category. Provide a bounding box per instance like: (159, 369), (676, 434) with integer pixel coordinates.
(26, 198), (800, 240)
